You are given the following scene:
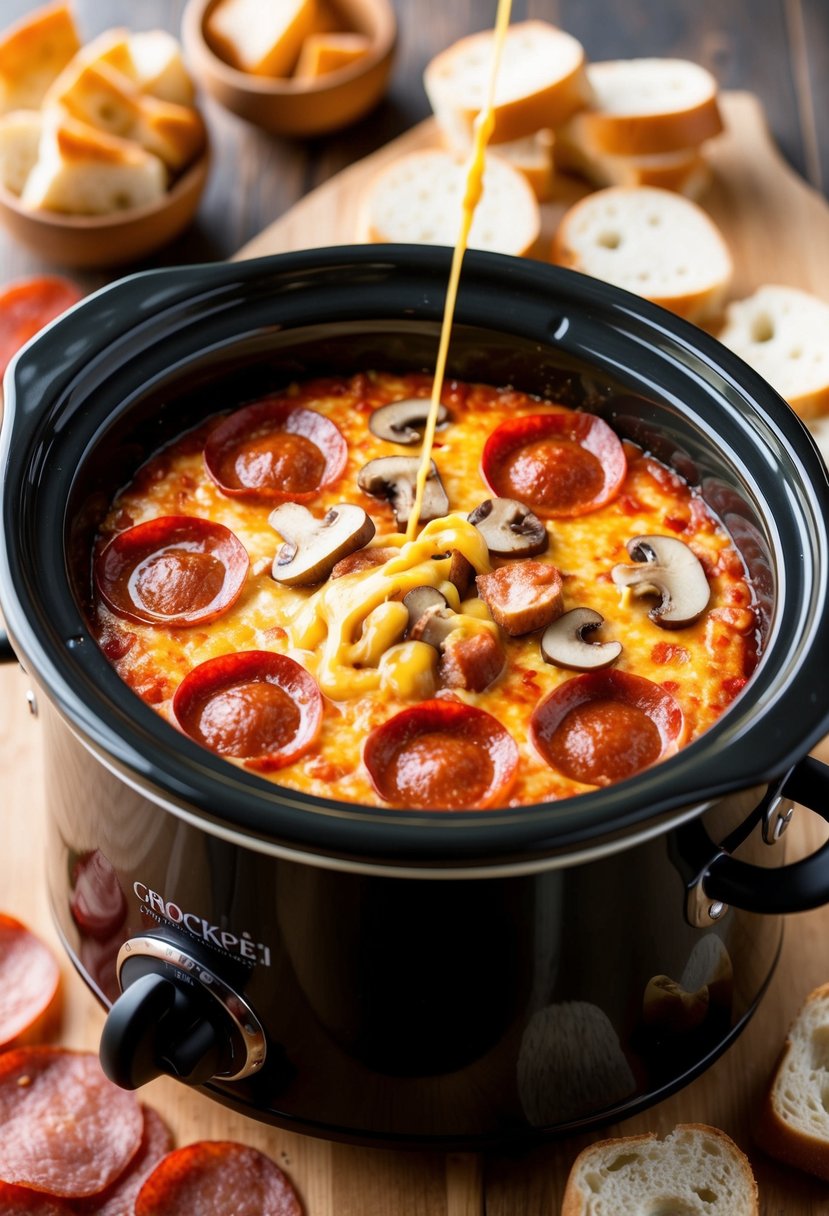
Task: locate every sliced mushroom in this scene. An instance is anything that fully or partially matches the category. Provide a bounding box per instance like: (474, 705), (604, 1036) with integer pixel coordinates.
(358, 456), (449, 529)
(468, 498), (548, 558)
(403, 586), (459, 648)
(611, 534), (710, 628)
(369, 398), (449, 444)
(541, 607), (622, 671)
(430, 548), (475, 597)
(269, 502), (375, 587)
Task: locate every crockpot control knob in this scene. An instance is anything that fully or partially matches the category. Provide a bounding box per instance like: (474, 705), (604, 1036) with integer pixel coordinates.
(100, 936), (266, 1091)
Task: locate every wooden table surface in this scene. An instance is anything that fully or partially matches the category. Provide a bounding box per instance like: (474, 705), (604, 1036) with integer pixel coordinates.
(2, 3), (829, 1214)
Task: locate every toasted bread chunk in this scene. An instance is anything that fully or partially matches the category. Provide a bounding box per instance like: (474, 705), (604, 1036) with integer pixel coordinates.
(424, 20), (591, 147)
(127, 31), (195, 105)
(0, 110), (42, 194)
(22, 116), (167, 215)
(206, 0), (318, 77)
(0, 2), (80, 114)
(718, 285), (829, 419)
(294, 32), (371, 78)
(359, 148), (540, 256)
(755, 981), (829, 1179)
(561, 1124), (759, 1216)
(552, 185), (732, 325)
(573, 58), (723, 156)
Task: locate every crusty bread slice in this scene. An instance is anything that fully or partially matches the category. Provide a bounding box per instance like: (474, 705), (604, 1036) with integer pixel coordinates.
(552, 185), (732, 324)
(0, 109), (42, 195)
(0, 1), (81, 114)
(755, 982), (829, 1179)
(562, 1124), (759, 1216)
(206, 0), (318, 77)
(435, 111), (556, 201)
(424, 20), (591, 147)
(294, 32), (371, 79)
(718, 285), (829, 419)
(573, 58), (723, 157)
(358, 148), (540, 256)
(555, 122), (711, 199)
(21, 115), (167, 215)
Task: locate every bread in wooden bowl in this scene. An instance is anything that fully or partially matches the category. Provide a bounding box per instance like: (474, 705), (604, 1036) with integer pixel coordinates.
(551, 185), (733, 325)
(0, 2), (80, 114)
(561, 1124), (759, 1215)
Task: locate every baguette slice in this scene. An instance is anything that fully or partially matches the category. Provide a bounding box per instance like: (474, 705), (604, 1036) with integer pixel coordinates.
(424, 20), (591, 147)
(562, 1124), (759, 1216)
(718, 285), (829, 419)
(0, 109), (42, 195)
(552, 186), (732, 324)
(436, 113), (556, 201)
(22, 116), (167, 215)
(206, 0), (318, 77)
(755, 981), (829, 1179)
(294, 32), (371, 79)
(555, 123), (711, 199)
(573, 58), (723, 156)
(0, 1), (81, 114)
(359, 148), (540, 256)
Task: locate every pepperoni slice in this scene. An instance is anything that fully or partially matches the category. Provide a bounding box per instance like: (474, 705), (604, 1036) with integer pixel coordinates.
(69, 851), (127, 942)
(134, 1141), (302, 1216)
(0, 1049), (143, 1197)
(0, 916), (60, 1051)
(94, 516), (249, 628)
(172, 651), (323, 771)
(481, 412), (626, 517)
(531, 670), (684, 786)
(0, 1106), (172, 1215)
(0, 277), (83, 380)
(363, 700), (519, 810)
(204, 397), (347, 501)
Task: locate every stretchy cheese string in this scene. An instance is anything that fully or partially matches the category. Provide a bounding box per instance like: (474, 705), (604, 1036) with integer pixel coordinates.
(406, 0), (514, 542)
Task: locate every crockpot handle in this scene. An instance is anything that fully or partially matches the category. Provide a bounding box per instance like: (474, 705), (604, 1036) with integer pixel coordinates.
(700, 758), (829, 914)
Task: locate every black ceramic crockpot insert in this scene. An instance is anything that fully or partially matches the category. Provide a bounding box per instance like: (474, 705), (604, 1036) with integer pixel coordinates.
(2, 247), (829, 868)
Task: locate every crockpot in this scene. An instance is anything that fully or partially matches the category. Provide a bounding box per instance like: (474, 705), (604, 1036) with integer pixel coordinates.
(3, 247), (829, 1148)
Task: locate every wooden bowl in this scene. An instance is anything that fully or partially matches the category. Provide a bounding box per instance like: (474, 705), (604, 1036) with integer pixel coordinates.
(182, 0), (397, 137)
(0, 151), (210, 270)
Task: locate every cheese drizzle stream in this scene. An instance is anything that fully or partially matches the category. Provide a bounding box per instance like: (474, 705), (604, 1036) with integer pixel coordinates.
(405, 0), (514, 541)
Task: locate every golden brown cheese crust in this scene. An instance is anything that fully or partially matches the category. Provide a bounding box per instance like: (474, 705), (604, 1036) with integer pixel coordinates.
(91, 372), (757, 808)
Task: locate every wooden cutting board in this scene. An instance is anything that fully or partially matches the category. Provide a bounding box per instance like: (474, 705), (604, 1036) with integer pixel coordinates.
(3, 91), (829, 1216)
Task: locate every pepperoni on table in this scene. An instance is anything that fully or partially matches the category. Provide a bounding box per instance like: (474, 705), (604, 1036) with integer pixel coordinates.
(0, 916), (60, 1050)
(531, 670), (684, 787)
(94, 516), (249, 628)
(0, 277), (83, 381)
(69, 850), (127, 942)
(134, 1141), (303, 1216)
(172, 651), (323, 771)
(0, 1049), (143, 1198)
(204, 397), (347, 501)
(481, 412), (626, 517)
(363, 700), (519, 810)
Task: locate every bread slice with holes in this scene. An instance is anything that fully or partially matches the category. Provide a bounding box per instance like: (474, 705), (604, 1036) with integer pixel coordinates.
(718, 285), (829, 419)
(424, 20), (591, 148)
(0, 109), (42, 194)
(0, 1), (81, 114)
(358, 148), (541, 256)
(567, 58), (723, 157)
(552, 185), (732, 324)
(561, 1124), (759, 1216)
(754, 982), (829, 1179)
(205, 0), (318, 77)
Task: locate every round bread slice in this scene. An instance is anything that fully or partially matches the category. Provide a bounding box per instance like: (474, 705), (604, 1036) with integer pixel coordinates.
(552, 185), (732, 324)
(555, 124), (711, 199)
(718, 285), (829, 419)
(359, 148), (540, 256)
(561, 1124), (759, 1216)
(424, 20), (591, 147)
(573, 58), (723, 156)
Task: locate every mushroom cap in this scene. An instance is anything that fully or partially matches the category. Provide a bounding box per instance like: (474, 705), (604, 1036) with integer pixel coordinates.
(468, 497), (548, 557)
(357, 455), (449, 528)
(369, 398), (449, 445)
(403, 585), (458, 648)
(269, 502), (375, 587)
(611, 534), (710, 628)
(541, 607), (622, 671)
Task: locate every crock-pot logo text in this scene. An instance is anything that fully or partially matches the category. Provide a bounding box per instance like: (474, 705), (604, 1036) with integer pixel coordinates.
(133, 882), (271, 967)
